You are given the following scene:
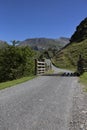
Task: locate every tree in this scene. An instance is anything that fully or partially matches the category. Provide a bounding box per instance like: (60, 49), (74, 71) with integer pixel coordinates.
(0, 46), (35, 82)
(11, 40), (20, 46)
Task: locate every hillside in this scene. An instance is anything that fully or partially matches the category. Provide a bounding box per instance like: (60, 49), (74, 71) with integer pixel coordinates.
(52, 17), (87, 70)
(70, 18), (87, 43)
(52, 40), (87, 69)
(18, 37), (69, 51)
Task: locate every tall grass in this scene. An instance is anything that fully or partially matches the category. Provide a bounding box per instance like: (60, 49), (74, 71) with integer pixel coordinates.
(80, 72), (87, 92)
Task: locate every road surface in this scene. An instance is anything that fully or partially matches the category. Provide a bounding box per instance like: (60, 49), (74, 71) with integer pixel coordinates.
(0, 68), (78, 130)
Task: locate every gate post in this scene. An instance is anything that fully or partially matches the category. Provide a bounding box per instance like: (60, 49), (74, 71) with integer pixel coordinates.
(77, 55), (84, 74)
(35, 59), (37, 75)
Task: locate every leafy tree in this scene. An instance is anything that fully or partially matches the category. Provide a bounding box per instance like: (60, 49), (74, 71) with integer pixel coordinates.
(11, 40), (20, 46)
(0, 46), (35, 82)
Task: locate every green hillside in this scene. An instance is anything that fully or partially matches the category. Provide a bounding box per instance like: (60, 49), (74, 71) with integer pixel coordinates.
(52, 39), (87, 69)
(52, 17), (87, 70)
(70, 18), (87, 43)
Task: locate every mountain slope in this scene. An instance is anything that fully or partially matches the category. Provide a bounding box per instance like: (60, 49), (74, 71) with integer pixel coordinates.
(18, 37), (69, 50)
(52, 18), (87, 69)
(52, 40), (87, 69)
(70, 17), (87, 42)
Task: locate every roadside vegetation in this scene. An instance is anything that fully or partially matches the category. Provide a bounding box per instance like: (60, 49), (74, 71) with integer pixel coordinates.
(44, 69), (54, 74)
(0, 45), (36, 83)
(0, 75), (36, 90)
(80, 72), (87, 92)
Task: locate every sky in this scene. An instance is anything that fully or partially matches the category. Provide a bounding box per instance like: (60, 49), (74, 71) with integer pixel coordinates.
(0, 0), (87, 43)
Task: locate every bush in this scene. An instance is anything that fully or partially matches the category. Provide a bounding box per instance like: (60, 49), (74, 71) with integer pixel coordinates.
(0, 46), (35, 82)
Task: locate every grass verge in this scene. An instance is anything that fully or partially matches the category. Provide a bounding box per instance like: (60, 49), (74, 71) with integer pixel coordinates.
(0, 75), (36, 90)
(80, 72), (87, 92)
(45, 69), (54, 74)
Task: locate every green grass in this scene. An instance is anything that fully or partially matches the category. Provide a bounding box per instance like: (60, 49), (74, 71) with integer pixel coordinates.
(52, 39), (87, 70)
(45, 69), (54, 74)
(80, 72), (87, 92)
(0, 75), (36, 90)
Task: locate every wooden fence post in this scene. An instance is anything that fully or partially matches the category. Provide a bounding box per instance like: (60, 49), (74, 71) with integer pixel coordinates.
(35, 59), (37, 75)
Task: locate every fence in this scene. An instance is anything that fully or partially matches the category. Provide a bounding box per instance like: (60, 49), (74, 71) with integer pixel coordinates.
(35, 59), (52, 75)
(35, 59), (46, 75)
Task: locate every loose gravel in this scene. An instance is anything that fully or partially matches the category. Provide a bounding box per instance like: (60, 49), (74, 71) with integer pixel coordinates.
(69, 82), (87, 130)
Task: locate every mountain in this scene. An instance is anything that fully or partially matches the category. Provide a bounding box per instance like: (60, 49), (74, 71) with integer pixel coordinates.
(18, 37), (70, 51)
(70, 17), (87, 42)
(0, 40), (8, 48)
(55, 37), (70, 46)
(52, 17), (87, 69)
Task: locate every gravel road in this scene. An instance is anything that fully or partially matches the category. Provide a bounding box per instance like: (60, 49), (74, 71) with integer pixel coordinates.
(0, 68), (79, 130)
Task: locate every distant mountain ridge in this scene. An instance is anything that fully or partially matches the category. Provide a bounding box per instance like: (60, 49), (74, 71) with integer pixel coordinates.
(18, 37), (70, 50)
(55, 37), (70, 45)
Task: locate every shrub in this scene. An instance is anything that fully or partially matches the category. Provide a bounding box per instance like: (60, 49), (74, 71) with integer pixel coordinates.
(0, 46), (35, 82)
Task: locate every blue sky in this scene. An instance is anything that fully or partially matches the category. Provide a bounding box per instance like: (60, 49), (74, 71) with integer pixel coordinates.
(0, 0), (87, 43)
